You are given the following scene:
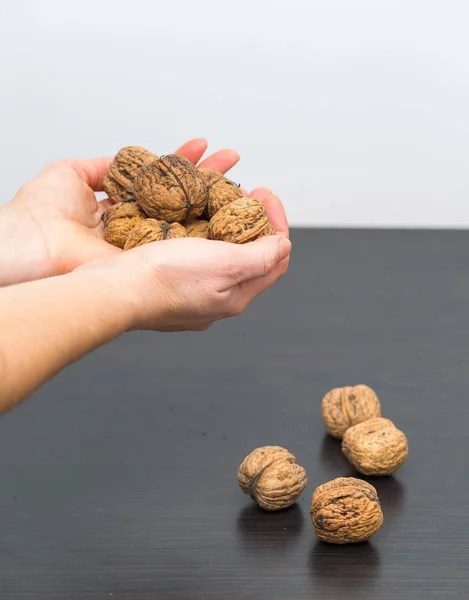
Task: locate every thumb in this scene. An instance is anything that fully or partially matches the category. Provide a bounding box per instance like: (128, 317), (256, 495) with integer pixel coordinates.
(226, 234), (291, 285)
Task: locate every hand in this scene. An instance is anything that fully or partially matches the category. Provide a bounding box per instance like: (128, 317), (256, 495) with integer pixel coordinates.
(79, 217), (291, 332)
(3, 139), (242, 283)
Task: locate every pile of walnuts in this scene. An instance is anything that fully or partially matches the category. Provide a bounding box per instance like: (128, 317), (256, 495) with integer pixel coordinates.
(101, 146), (276, 250)
(237, 384), (408, 545)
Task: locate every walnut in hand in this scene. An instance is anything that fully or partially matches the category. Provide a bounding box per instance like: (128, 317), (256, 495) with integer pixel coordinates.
(310, 477), (383, 544)
(102, 200), (147, 249)
(103, 146), (157, 203)
(184, 219), (209, 239)
(124, 218), (187, 250)
(133, 154), (207, 223)
(199, 168), (244, 220)
(237, 446), (307, 511)
(208, 197), (276, 244)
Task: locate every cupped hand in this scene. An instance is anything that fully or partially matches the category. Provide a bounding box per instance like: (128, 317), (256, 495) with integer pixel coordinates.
(78, 230), (291, 333)
(8, 139), (242, 280)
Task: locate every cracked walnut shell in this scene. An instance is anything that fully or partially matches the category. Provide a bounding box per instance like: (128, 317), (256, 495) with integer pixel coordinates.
(199, 168), (244, 220)
(184, 219), (209, 239)
(342, 417), (409, 476)
(103, 146), (157, 203)
(133, 154), (207, 223)
(237, 446), (307, 511)
(102, 200), (147, 249)
(321, 384), (381, 439)
(310, 477), (383, 544)
(208, 197), (276, 244)
(124, 218), (187, 250)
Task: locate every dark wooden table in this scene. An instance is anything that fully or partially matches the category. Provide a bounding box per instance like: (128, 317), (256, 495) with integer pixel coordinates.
(1, 228), (469, 599)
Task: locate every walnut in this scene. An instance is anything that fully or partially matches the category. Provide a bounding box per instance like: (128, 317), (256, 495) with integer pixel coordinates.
(237, 446), (307, 511)
(199, 168), (244, 220)
(310, 477), (383, 544)
(208, 197), (276, 244)
(124, 218), (187, 250)
(321, 384), (381, 439)
(102, 199), (147, 249)
(133, 154), (207, 223)
(342, 417), (409, 476)
(103, 146), (157, 203)
(184, 219), (209, 239)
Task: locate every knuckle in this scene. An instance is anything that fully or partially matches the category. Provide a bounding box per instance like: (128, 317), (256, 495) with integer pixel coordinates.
(224, 257), (241, 281)
(229, 302), (244, 318)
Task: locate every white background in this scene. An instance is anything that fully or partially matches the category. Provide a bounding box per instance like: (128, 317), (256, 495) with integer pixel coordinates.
(0, 0), (468, 228)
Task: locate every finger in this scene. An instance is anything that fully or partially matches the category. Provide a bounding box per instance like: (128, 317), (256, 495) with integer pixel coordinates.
(238, 255), (290, 303)
(96, 198), (115, 216)
(220, 234), (291, 288)
(174, 138), (208, 164)
(197, 149), (240, 174)
(250, 188), (289, 238)
(68, 157), (114, 192)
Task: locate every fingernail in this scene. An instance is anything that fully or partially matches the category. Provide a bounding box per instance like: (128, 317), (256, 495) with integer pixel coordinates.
(279, 237), (291, 259)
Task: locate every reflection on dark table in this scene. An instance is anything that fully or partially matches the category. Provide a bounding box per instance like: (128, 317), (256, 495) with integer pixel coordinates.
(1, 229), (469, 599)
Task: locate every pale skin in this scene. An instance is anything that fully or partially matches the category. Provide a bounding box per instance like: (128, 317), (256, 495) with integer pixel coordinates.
(0, 139), (291, 414)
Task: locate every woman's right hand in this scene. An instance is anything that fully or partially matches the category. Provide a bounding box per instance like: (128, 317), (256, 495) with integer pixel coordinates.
(78, 190), (291, 332)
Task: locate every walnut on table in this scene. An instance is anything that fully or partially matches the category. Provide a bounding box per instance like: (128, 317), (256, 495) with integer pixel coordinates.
(321, 384), (382, 439)
(237, 446), (307, 511)
(310, 477), (383, 544)
(342, 417), (409, 476)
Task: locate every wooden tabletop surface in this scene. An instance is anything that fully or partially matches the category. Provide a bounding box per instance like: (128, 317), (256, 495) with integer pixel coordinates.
(1, 228), (468, 599)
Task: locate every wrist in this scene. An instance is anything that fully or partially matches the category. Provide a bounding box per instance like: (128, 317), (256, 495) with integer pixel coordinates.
(72, 258), (146, 333)
(0, 203), (51, 286)
(70, 267), (137, 335)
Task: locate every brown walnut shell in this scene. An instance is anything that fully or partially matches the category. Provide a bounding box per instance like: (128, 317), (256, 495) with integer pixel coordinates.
(208, 197), (276, 244)
(342, 417), (409, 476)
(199, 168), (244, 220)
(102, 200), (147, 249)
(133, 154), (207, 223)
(184, 219), (209, 239)
(124, 218), (187, 250)
(310, 477), (383, 544)
(321, 384), (381, 439)
(103, 146), (157, 203)
(237, 446), (307, 511)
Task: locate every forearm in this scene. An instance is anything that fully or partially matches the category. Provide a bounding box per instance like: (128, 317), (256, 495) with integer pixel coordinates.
(0, 270), (133, 413)
(0, 203), (49, 286)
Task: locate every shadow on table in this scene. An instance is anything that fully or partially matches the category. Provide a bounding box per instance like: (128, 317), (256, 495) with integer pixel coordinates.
(236, 502), (304, 553)
(319, 433), (352, 471)
(319, 433), (406, 520)
(309, 540), (381, 590)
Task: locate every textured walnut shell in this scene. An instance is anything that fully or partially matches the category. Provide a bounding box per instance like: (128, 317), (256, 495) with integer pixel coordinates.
(342, 417), (409, 476)
(199, 168), (244, 220)
(103, 146), (157, 202)
(208, 197), (276, 244)
(102, 200), (147, 249)
(133, 154), (207, 223)
(237, 446), (307, 511)
(321, 384), (381, 439)
(310, 477), (383, 544)
(184, 219), (209, 239)
(124, 219), (187, 250)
